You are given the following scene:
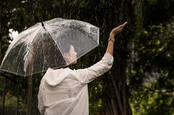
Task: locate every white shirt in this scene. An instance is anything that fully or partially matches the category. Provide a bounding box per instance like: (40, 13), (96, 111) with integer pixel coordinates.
(38, 53), (114, 115)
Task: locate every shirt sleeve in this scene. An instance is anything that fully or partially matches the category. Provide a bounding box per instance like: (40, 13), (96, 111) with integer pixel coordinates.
(73, 53), (114, 84)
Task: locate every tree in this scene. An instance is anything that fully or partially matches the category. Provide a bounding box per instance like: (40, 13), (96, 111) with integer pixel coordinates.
(128, 0), (174, 114)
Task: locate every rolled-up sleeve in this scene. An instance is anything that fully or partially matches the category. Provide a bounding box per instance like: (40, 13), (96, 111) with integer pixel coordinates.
(73, 53), (114, 84)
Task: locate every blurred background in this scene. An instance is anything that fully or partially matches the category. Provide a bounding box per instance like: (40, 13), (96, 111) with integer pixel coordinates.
(0, 0), (174, 115)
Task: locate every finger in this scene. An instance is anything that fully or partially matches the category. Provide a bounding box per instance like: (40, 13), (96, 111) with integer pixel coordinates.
(118, 22), (127, 30)
(121, 21), (128, 27)
(112, 22), (128, 32)
(123, 21), (128, 25)
(117, 22), (127, 29)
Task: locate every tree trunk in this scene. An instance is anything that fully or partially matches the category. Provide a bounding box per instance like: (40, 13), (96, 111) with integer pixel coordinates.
(111, 71), (132, 115)
(0, 23), (2, 115)
(0, 22), (6, 115)
(27, 75), (33, 115)
(101, 0), (135, 114)
(16, 96), (19, 115)
(26, 53), (34, 115)
(102, 56), (132, 115)
(2, 79), (6, 115)
(16, 84), (21, 115)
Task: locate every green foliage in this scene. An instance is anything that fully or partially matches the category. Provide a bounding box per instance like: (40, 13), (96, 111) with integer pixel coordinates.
(131, 88), (174, 115)
(128, 0), (174, 113)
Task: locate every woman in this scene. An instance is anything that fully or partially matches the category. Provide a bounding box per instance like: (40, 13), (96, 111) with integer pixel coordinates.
(38, 22), (127, 115)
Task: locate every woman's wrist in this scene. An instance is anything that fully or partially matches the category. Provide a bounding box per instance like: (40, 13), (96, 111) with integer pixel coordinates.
(109, 33), (115, 39)
(108, 38), (115, 43)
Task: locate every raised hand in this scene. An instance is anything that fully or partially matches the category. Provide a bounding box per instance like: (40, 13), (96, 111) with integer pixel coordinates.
(109, 22), (128, 39)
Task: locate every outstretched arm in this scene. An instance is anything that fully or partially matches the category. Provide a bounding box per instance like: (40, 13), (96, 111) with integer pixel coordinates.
(74, 22), (128, 84)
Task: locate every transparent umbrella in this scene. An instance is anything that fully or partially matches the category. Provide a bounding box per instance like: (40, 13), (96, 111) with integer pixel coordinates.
(0, 18), (99, 76)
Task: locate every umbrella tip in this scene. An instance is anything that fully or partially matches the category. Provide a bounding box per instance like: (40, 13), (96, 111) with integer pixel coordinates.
(41, 22), (46, 30)
(41, 22), (44, 26)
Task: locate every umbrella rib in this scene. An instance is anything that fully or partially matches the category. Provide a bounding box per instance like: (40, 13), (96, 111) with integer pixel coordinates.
(41, 38), (45, 72)
(23, 27), (42, 76)
(39, 27), (65, 71)
(48, 32), (63, 69)
(16, 42), (27, 74)
(0, 38), (20, 67)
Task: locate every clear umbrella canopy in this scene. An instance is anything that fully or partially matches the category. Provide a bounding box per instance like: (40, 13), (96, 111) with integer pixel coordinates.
(0, 18), (99, 76)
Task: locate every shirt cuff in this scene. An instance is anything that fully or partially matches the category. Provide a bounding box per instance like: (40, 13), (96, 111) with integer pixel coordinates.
(102, 53), (114, 64)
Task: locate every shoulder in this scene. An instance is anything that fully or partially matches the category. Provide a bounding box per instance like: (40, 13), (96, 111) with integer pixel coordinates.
(41, 67), (74, 86)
